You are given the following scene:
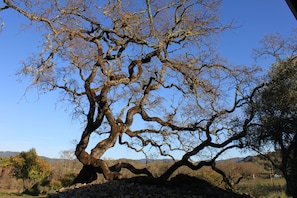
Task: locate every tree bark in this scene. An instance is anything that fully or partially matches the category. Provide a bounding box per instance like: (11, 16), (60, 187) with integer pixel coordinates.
(286, 175), (297, 198)
(285, 146), (297, 198)
(72, 165), (98, 184)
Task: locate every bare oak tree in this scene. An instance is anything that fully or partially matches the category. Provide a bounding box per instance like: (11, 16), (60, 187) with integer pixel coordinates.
(1, 0), (259, 184)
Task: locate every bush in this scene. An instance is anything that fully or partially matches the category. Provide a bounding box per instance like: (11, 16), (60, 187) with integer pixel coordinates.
(59, 173), (77, 187)
(10, 148), (51, 194)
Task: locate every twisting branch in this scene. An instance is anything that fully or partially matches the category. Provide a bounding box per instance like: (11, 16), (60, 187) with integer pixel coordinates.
(1, 0), (260, 185)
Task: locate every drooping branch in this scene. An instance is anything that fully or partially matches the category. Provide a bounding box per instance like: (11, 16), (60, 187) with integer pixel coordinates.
(0, 4), (9, 11)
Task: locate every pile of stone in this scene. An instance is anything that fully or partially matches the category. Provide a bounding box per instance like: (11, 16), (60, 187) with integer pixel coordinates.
(48, 174), (250, 198)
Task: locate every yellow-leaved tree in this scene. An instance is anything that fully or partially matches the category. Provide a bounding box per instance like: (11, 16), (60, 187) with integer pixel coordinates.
(10, 148), (51, 195)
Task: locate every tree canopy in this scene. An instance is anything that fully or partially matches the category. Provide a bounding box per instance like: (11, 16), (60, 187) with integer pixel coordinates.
(1, 0), (259, 184)
(10, 148), (51, 193)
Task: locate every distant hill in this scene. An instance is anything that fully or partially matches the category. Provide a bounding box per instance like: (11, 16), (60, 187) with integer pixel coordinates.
(0, 151), (60, 163)
(0, 151), (19, 158)
(218, 156), (252, 163)
(0, 151), (253, 165)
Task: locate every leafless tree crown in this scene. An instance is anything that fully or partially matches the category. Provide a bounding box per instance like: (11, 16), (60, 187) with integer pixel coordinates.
(1, 0), (259, 183)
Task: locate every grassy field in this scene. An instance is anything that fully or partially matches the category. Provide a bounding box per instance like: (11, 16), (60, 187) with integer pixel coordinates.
(235, 178), (289, 198)
(0, 156), (292, 197)
(0, 192), (46, 198)
(0, 178), (289, 198)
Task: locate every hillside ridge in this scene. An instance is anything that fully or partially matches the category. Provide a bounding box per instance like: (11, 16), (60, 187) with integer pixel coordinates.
(0, 151), (251, 164)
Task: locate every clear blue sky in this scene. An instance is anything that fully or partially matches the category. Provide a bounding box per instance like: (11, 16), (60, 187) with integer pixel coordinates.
(0, 1), (296, 159)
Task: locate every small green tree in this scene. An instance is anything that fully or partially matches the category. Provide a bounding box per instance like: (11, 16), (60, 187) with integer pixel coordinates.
(244, 31), (297, 198)
(10, 148), (51, 194)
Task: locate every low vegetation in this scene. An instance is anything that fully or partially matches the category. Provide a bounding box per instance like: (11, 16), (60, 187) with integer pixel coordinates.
(0, 149), (289, 197)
